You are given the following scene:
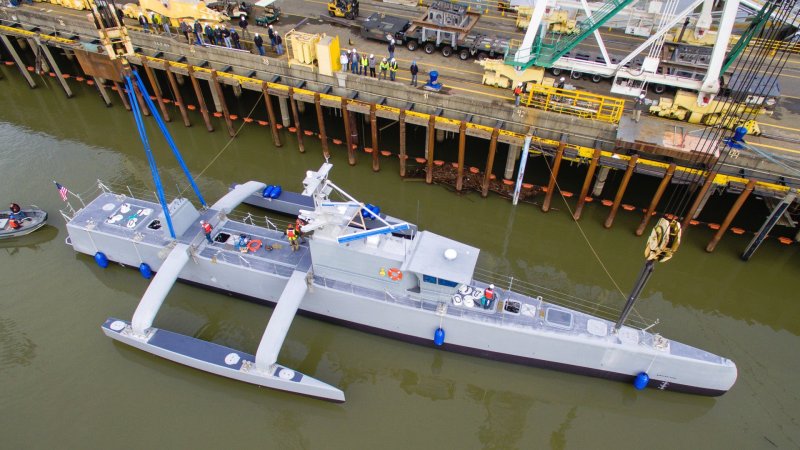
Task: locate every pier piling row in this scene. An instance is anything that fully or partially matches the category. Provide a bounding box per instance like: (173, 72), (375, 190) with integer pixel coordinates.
(0, 11), (797, 255)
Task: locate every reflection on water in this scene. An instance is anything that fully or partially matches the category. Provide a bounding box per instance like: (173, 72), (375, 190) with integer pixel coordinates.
(0, 316), (37, 371)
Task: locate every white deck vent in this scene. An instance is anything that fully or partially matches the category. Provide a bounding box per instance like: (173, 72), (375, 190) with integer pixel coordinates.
(444, 248), (457, 261)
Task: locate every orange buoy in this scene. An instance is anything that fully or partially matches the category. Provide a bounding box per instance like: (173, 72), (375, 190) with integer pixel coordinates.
(622, 204), (635, 211)
(230, 115), (238, 120)
(397, 154), (408, 160)
(26, 66), (34, 72)
(276, 124), (283, 129)
(708, 223), (721, 230)
(731, 227), (745, 235)
(304, 130), (314, 136)
(522, 183), (534, 190)
(451, 162), (459, 168)
(561, 191), (573, 198)
(257, 119), (267, 125)
(62, 74), (70, 79)
(149, 95), (157, 100)
(601, 199), (613, 207)
(380, 150), (392, 157)
(777, 237), (793, 245)
(188, 105), (197, 111)
(469, 167), (480, 174)
(387, 268), (403, 281)
(76, 76), (85, 82)
(162, 98), (171, 104)
(489, 174), (497, 180)
(351, 144), (357, 150)
(243, 117), (253, 123)
(584, 196), (593, 202)
(416, 157), (427, 164)
(689, 219), (700, 226)
(364, 147), (373, 153)
(288, 126), (297, 132)
(48, 72), (56, 77)
(213, 112), (223, 118)
(502, 179), (514, 186)
(433, 160), (444, 166)
(4, 61), (14, 66)
(664, 214), (676, 220)
(332, 138), (343, 145)
(85, 79), (95, 85)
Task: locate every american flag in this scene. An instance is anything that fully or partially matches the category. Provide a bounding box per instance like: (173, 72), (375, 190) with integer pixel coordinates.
(54, 181), (69, 201)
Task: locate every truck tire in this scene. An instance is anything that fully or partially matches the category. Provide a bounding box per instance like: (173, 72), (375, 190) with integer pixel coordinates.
(651, 83), (666, 94)
(345, 12), (354, 20)
(570, 71), (582, 80)
(441, 45), (453, 57)
(476, 52), (487, 61)
(458, 49), (470, 60)
(424, 42), (435, 54)
(551, 68), (562, 76)
(591, 74), (603, 83)
(407, 40), (418, 51)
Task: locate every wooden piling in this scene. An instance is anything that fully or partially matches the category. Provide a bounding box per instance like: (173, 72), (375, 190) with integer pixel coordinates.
(93, 76), (112, 107)
(113, 81), (131, 110)
(481, 128), (500, 197)
(0, 35), (35, 88)
(706, 179), (756, 252)
(636, 163), (676, 236)
(341, 98), (355, 165)
(288, 88), (304, 153)
(314, 93), (328, 157)
(211, 71), (235, 137)
(681, 170), (718, 230)
(542, 140), (566, 212)
(456, 121), (466, 191)
(399, 109), (407, 177)
(573, 148), (601, 220)
(426, 115), (436, 184)
(143, 62), (170, 122)
(262, 82), (282, 147)
(188, 66), (213, 132)
(39, 43), (72, 98)
(370, 104), (379, 171)
(165, 63), (191, 127)
(604, 155), (638, 228)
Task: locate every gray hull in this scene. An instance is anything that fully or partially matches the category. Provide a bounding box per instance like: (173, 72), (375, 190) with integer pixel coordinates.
(0, 209), (47, 240)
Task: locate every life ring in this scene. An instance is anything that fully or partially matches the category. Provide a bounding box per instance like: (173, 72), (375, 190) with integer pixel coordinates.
(247, 240), (262, 252)
(387, 268), (402, 281)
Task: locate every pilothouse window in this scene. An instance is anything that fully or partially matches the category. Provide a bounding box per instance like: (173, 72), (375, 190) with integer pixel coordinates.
(422, 275), (458, 287)
(545, 308), (574, 329)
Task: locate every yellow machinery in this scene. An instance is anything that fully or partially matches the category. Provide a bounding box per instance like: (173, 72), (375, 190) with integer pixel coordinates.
(315, 34), (341, 76)
(34, 0), (89, 11)
(548, 10), (577, 35)
(525, 84), (625, 124)
(649, 90), (768, 135)
(285, 30), (341, 75)
(122, 0), (229, 26)
(478, 58), (544, 89)
(515, 6), (532, 29)
(327, 0), (359, 20)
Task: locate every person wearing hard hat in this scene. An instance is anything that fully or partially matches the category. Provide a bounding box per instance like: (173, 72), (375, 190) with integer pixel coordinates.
(555, 76), (565, 89)
(368, 54), (377, 78)
(340, 50), (349, 73)
(389, 57), (398, 81)
(351, 48), (359, 74)
(379, 57), (389, 80)
(268, 24), (276, 51)
(633, 93), (646, 123)
(482, 284), (496, 310)
(513, 82), (524, 107)
(200, 220), (213, 243)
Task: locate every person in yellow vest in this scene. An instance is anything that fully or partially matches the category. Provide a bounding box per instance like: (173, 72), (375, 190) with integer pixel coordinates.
(389, 58), (398, 81)
(379, 57), (389, 80)
(286, 223), (299, 251)
(360, 53), (369, 76)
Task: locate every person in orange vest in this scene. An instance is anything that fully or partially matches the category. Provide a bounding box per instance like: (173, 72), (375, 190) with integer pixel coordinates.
(8, 217), (22, 230)
(482, 284), (495, 310)
(513, 83), (523, 107)
(286, 223), (299, 251)
(200, 220), (213, 243)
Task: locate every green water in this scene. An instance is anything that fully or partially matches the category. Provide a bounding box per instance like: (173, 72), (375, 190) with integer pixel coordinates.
(0, 70), (798, 449)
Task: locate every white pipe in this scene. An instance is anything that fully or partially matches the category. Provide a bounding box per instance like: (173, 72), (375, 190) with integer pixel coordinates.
(512, 135), (533, 205)
(700, 0), (741, 99)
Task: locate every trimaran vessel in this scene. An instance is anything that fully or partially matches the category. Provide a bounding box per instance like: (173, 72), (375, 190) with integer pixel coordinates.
(62, 70), (736, 402)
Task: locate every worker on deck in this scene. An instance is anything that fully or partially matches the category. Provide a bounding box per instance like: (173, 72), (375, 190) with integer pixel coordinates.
(254, 33), (265, 56)
(340, 50), (349, 72)
(513, 82), (523, 107)
(286, 223), (299, 251)
(409, 60), (418, 87)
(239, 16), (249, 39)
(268, 25), (276, 51)
(360, 53), (369, 77)
(194, 20), (204, 45)
(368, 54), (377, 78)
(633, 93), (646, 123)
(387, 38), (396, 60)
(231, 27), (241, 49)
(351, 49), (359, 74)
(275, 33), (284, 55)
(482, 284), (495, 310)
(200, 220), (213, 243)
(379, 57), (389, 80)
(555, 77), (565, 89)
(236, 233), (249, 252)
(389, 58), (398, 81)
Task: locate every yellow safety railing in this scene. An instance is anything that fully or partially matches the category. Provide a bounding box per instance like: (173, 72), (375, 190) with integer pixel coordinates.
(524, 84), (625, 124)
